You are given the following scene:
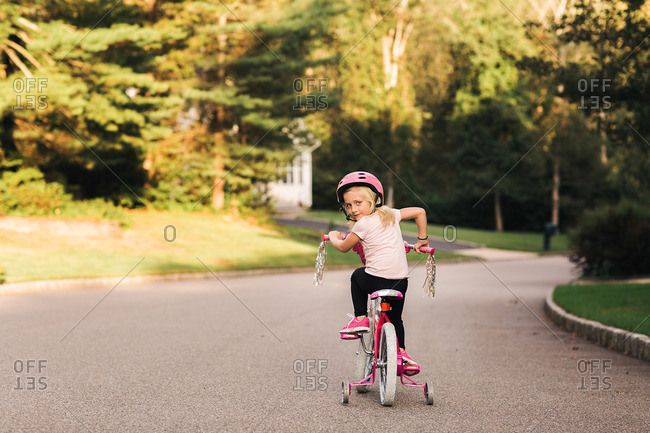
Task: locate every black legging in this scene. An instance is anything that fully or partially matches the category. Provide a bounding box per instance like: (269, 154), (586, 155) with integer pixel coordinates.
(350, 267), (408, 348)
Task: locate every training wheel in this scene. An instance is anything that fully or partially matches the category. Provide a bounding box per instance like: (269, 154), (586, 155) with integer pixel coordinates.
(341, 381), (350, 404)
(425, 382), (434, 405)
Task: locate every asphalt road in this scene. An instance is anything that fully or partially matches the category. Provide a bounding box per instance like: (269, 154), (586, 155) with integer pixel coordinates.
(1, 257), (648, 432)
(274, 217), (477, 251)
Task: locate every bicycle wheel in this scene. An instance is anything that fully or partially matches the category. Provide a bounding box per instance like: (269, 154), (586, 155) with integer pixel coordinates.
(355, 334), (373, 393)
(378, 323), (397, 406)
(425, 382), (434, 405)
(341, 381), (350, 404)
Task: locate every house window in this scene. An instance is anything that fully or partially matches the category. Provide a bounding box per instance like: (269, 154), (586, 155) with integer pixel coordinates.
(286, 164), (293, 184)
(297, 157), (303, 185)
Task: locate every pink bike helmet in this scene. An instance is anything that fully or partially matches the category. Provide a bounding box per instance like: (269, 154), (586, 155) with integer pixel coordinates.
(336, 171), (384, 206)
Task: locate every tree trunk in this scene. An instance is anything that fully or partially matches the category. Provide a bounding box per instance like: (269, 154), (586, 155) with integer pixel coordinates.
(143, 145), (154, 180)
(212, 131), (226, 209)
(379, 3), (411, 209)
(600, 143), (608, 164)
(551, 157), (560, 228)
(0, 112), (17, 162)
(494, 189), (503, 232)
(593, 114), (607, 164)
(381, 5), (413, 91)
(212, 155), (225, 210)
(211, 14), (228, 211)
(385, 171), (394, 208)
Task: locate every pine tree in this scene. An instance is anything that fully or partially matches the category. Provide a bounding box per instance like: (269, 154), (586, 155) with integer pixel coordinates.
(152, 0), (342, 211)
(1, 0), (185, 207)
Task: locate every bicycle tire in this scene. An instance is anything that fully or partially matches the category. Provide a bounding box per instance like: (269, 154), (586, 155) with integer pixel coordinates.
(379, 323), (397, 406)
(425, 382), (434, 405)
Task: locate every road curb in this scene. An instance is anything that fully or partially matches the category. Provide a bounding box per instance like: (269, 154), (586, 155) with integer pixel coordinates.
(0, 267), (323, 296)
(0, 255), (478, 297)
(545, 290), (650, 362)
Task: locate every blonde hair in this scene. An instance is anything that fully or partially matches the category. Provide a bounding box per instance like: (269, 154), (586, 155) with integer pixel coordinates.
(343, 186), (395, 229)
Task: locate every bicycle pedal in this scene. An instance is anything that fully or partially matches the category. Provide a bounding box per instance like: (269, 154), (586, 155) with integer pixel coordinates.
(340, 333), (360, 340)
(403, 366), (421, 376)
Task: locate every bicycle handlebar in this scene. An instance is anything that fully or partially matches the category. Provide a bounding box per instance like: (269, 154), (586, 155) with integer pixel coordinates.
(321, 233), (435, 255)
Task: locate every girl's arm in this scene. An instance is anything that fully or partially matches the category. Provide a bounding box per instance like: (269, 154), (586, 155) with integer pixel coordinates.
(400, 207), (429, 253)
(328, 231), (361, 253)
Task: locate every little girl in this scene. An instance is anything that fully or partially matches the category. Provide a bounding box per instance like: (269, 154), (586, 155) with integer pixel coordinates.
(328, 171), (429, 369)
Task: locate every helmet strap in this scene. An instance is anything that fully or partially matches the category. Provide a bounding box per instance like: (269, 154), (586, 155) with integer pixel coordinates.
(339, 205), (356, 222)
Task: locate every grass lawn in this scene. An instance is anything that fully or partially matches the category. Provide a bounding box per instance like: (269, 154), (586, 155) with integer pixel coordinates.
(0, 211), (462, 283)
(300, 210), (569, 253)
(553, 283), (650, 337)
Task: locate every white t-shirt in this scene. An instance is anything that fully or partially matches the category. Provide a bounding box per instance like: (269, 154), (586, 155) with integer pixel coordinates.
(351, 209), (408, 279)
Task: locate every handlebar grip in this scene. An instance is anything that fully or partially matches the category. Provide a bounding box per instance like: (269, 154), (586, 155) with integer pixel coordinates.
(322, 233), (348, 241)
(406, 243), (435, 255)
(323, 234), (434, 255)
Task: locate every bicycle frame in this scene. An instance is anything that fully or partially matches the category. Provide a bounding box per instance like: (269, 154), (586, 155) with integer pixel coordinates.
(351, 293), (425, 392)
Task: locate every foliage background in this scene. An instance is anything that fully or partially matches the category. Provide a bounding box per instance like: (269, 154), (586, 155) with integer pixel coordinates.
(1, 0), (648, 233)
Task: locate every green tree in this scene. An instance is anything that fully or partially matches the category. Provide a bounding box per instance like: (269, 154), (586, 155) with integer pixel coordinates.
(425, 0), (538, 231)
(0, 1), (184, 207)
(154, 0), (341, 211)
(515, 0), (613, 231)
(0, 3), (48, 163)
(558, 0), (650, 203)
(409, 0), (614, 231)
(1, 0), (342, 213)
(313, 0), (422, 210)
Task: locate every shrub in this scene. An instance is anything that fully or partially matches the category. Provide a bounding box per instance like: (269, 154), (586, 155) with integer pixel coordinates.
(569, 201), (650, 277)
(59, 199), (131, 228)
(0, 167), (129, 226)
(0, 167), (72, 216)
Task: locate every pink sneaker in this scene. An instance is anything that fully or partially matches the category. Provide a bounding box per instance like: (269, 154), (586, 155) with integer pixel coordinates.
(400, 349), (420, 376)
(339, 316), (370, 334)
(400, 349), (419, 366)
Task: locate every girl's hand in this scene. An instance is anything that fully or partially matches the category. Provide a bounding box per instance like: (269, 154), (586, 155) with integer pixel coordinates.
(414, 238), (429, 253)
(328, 231), (360, 253)
(328, 230), (342, 241)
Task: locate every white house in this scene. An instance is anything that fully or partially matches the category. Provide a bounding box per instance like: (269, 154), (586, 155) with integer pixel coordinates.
(267, 119), (320, 209)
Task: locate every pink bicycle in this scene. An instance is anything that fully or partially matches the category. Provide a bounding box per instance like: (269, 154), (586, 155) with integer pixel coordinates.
(315, 234), (436, 406)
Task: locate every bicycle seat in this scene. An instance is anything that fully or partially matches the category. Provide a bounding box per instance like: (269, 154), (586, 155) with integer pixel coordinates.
(370, 289), (403, 300)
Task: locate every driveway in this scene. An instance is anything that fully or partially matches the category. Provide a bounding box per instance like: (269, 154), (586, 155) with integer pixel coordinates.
(1, 256), (648, 432)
